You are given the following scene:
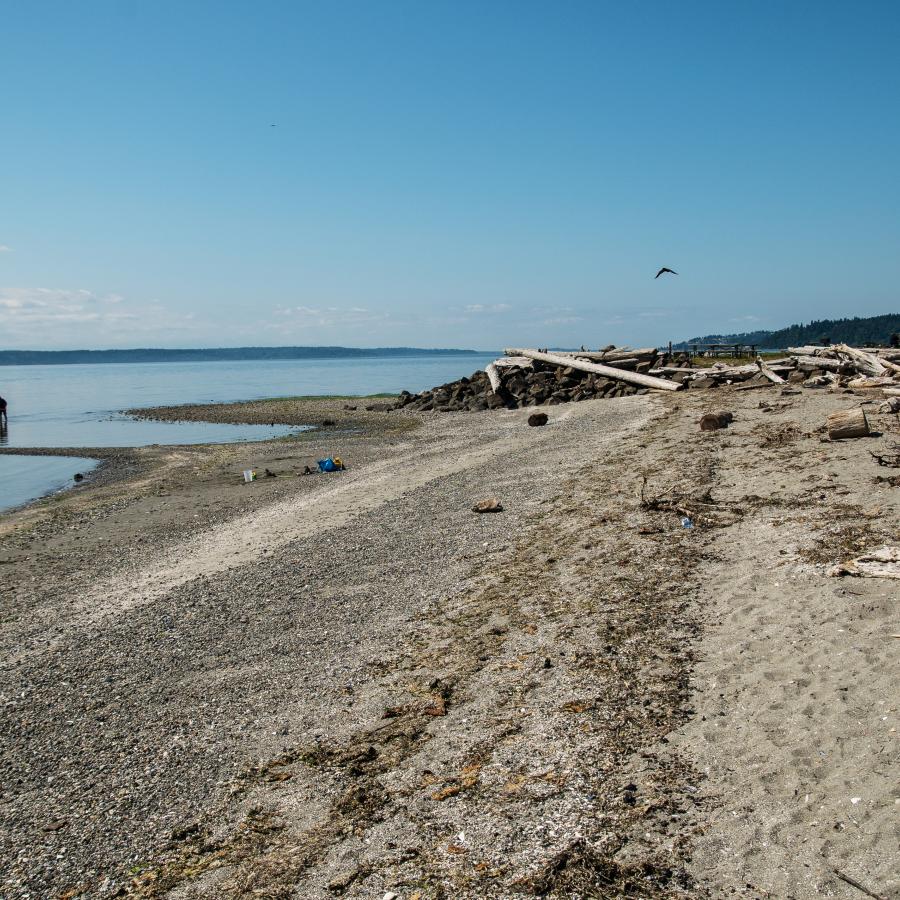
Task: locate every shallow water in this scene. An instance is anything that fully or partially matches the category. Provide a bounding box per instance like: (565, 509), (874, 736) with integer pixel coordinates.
(0, 353), (496, 511)
(1, 455), (99, 513)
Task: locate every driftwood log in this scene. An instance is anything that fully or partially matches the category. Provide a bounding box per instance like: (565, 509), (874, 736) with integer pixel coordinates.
(833, 344), (891, 376)
(792, 355), (846, 372)
(756, 358), (786, 384)
(826, 408), (870, 440)
(828, 546), (900, 580)
(847, 376), (897, 389)
(505, 348), (682, 392)
(485, 362), (502, 394)
(788, 346), (840, 357)
(494, 356), (534, 370)
(554, 348), (657, 362)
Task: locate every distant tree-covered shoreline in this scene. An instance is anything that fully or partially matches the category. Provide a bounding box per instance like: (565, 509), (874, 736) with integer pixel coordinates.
(0, 346), (482, 366)
(675, 314), (900, 349)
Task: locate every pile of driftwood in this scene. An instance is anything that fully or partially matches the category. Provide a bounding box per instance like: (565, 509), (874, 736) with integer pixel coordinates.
(395, 344), (900, 412)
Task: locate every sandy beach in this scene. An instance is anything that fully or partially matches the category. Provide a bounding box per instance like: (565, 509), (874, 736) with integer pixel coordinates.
(0, 388), (897, 899)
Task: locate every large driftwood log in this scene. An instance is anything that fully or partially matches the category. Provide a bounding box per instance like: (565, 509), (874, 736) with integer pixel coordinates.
(847, 376), (897, 389)
(493, 356), (534, 369)
(826, 408), (870, 440)
(485, 362), (502, 394)
(756, 358), (786, 384)
(505, 348), (682, 391)
(554, 348), (657, 362)
(486, 356), (535, 394)
(834, 344), (900, 376)
(788, 346), (840, 357)
(791, 355), (845, 372)
(577, 356), (640, 368)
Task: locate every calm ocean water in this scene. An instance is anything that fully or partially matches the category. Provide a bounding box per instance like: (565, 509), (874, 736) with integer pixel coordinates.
(0, 353), (496, 512)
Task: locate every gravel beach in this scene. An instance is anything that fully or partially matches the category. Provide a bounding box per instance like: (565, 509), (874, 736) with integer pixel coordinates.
(0, 390), (897, 899)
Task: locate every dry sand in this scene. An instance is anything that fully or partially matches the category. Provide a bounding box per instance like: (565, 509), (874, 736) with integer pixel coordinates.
(0, 387), (897, 899)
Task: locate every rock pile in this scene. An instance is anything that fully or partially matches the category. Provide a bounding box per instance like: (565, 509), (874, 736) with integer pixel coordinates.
(397, 362), (654, 412)
(393, 343), (900, 413)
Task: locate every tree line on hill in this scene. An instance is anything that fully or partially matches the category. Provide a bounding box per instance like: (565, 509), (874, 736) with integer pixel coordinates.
(675, 314), (900, 349)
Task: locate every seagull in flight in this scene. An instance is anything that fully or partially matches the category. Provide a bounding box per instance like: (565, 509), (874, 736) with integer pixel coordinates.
(655, 267), (678, 279)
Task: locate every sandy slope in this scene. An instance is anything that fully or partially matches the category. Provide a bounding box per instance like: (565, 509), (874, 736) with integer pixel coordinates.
(0, 387), (897, 899)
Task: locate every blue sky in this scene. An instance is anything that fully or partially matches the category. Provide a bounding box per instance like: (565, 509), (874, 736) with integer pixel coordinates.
(1, 1), (898, 350)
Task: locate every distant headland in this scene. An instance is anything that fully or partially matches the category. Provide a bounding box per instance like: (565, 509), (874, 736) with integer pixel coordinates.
(675, 313), (900, 350)
(0, 346), (483, 366)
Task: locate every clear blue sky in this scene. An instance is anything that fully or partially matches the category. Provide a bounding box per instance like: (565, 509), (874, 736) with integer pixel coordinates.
(1, 1), (898, 350)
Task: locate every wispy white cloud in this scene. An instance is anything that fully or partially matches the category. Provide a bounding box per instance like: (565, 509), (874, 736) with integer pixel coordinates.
(0, 286), (200, 347)
(0, 245), (12, 253)
(272, 304), (390, 329)
(463, 303), (512, 314)
(542, 315), (582, 325)
(729, 315), (761, 323)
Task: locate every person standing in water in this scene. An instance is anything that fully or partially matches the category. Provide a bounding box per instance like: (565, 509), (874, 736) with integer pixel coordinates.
(0, 395), (7, 426)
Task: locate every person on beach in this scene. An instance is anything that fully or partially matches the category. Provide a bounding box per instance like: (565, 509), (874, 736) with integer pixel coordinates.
(0, 395), (7, 426)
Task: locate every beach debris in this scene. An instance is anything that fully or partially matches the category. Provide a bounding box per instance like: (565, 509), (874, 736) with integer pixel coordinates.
(264, 468), (277, 477)
(680, 516), (694, 529)
(318, 457), (345, 473)
(302, 465), (314, 475)
(243, 469), (257, 483)
(507, 347), (683, 392)
(832, 867), (888, 900)
(828, 546), (900, 580)
(321, 419), (336, 426)
(327, 871), (358, 893)
(870, 442), (900, 467)
(877, 397), (900, 413)
(485, 361), (503, 393)
(756, 357), (786, 383)
(343, 404), (357, 411)
(73, 473), (84, 482)
(699, 411), (732, 431)
(847, 375), (896, 389)
(472, 497), (503, 513)
(423, 697), (447, 716)
(393, 342), (900, 413)
(528, 412), (549, 427)
(826, 408), (870, 440)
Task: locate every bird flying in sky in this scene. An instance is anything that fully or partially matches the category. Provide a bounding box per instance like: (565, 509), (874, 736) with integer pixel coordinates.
(655, 267), (678, 278)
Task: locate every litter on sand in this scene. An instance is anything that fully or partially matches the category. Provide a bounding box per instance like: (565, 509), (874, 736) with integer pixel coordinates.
(318, 456), (345, 473)
(828, 546), (900, 579)
(243, 469), (257, 483)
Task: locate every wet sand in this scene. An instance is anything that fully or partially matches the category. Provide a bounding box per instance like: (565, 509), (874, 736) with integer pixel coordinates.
(0, 389), (897, 898)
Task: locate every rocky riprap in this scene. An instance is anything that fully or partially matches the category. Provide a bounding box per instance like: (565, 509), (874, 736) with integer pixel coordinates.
(395, 360), (665, 413)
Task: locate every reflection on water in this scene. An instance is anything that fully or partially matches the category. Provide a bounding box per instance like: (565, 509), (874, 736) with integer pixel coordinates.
(0, 354), (496, 450)
(1, 454), (99, 513)
(0, 354), (496, 511)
